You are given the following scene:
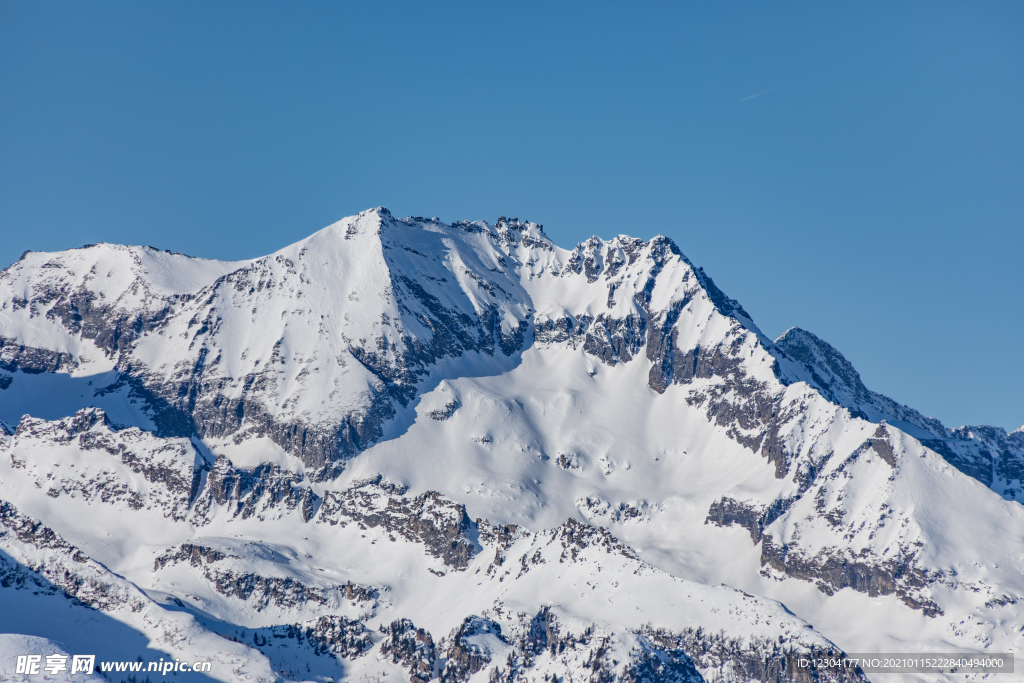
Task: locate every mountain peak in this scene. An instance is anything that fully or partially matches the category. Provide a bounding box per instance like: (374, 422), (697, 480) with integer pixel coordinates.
(774, 326), (869, 400)
(773, 325), (947, 433)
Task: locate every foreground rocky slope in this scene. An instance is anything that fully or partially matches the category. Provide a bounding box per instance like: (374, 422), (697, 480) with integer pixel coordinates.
(0, 417), (858, 683)
(1, 209), (1021, 683)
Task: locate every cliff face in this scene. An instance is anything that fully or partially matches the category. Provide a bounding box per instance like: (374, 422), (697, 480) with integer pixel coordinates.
(1, 209), (1021, 683)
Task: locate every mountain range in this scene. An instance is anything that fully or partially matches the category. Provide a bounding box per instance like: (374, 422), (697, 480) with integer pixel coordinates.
(1, 208), (1021, 683)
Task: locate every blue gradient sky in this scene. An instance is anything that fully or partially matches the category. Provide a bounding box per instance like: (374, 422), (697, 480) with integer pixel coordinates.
(1, 2), (1021, 430)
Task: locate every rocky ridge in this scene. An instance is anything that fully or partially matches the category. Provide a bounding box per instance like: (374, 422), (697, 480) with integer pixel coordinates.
(775, 327), (1024, 500)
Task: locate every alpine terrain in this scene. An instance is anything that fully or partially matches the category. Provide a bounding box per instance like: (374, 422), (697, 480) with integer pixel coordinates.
(1, 208), (1021, 683)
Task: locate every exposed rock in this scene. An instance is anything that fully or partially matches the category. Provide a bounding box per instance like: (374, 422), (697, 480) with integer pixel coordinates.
(582, 314), (647, 367)
(427, 400), (460, 421)
(154, 542), (379, 612)
(477, 519), (521, 551)
(705, 496), (793, 544)
(190, 455), (320, 524)
(760, 537), (942, 617)
(705, 498), (763, 543)
(550, 518), (640, 563)
(154, 542), (231, 570)
(555, 452), (583, 471)
(204, 569), (369, 612)
(0, 501), (84, 559)
(301, 615), (374, 659)
(577, 496), (655, 525)
(0, 500), (142, 612)
(8, 410), (203, 521)
(534, 315), (591, 348)
(317, 481), (476, 569)
(441, 616), (506, 683)
(380, 619), (437, 683)
(0, 336), (80, 374)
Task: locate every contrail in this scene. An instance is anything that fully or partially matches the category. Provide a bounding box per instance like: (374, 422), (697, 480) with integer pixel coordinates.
(741, 89), (773, 101)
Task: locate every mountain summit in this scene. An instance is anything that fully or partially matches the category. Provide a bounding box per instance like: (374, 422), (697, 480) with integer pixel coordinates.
(1, 210), (1022, 683)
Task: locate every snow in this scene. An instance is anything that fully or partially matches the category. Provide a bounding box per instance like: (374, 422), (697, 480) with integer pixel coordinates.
(0, 244), (240, 365)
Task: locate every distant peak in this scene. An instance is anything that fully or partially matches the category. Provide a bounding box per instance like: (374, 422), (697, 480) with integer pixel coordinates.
(775, 327), (868, 396)
(776, 326), (817, 344)
(776, 327), (850, 364)
(566, 233), (680, 257)
(493, 215), (550, 249)
(775, 327), (854, 364)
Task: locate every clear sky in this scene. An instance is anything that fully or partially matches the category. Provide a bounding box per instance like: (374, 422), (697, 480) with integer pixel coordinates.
(1, 2), (1022, 431)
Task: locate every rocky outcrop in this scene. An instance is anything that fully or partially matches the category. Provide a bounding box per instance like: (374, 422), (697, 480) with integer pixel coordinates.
(555, 451), (583, 471)
(535, 312), (647, 366)
(706, 496), (942, 617)
(8, 409), (204, 520)
(190, 455), (320, 524)
(477, 519), (520, 550)
(380, 619), (438, 683)
(577, 496), (656, 525)
(205, 569), (368, 612)
(154, 543), (231, 570)
(245, 617), (374, 664)
(317, 480), (476, 570)
(705, 497), (791, 544)
(13, 405), (112, 443)
(854, 425), (896, 468)
(301, 615), (374, 659)
(427, 400), (460, 421)
(440, 616), (506, 683)
(705, 421), (947, 619)
(154, 542), (379, 612)
(534, 315), (591, 348)
(0, 501), (86, 560)
(550, 518), (640, 564)
(0, 336), (78, 374)
(760, 538), (941, 617)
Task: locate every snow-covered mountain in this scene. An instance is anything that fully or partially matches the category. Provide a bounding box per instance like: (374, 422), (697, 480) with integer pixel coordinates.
(774, 327), (1024, 499)
(1, 208), (1021, 683)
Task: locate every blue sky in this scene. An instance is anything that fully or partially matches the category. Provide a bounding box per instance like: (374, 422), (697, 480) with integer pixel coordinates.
(1, 2), (1021, 430)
